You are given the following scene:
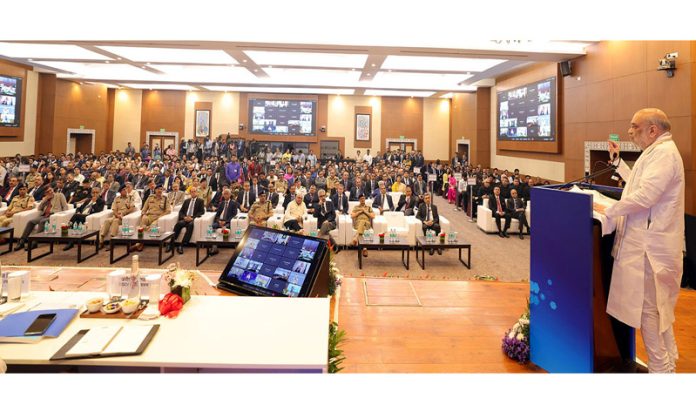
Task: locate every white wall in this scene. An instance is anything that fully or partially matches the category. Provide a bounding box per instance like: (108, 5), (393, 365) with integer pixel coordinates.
(327, 95), (381, 158)
(0, 70), (38, 156)
(184, 91), (240, 140)
(422, 98), (451, 161)
(113, 89), (142, 152)
(489, 84), (565, 181)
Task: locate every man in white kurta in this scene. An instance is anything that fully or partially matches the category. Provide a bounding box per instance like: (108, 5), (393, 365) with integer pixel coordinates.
(594, 108), (684, 373)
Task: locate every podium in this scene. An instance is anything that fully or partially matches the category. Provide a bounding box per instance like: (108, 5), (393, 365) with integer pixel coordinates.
(529, 184), (636, 373)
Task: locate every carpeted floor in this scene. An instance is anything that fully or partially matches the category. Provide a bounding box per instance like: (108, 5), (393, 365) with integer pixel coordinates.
(0, 195), (531, 282)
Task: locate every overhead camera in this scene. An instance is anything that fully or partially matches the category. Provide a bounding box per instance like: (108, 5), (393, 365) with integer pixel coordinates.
(657, 53), (677, 77)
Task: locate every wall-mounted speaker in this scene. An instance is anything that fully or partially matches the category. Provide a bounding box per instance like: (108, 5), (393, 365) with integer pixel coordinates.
(560, 61), (572, 77)
(320, 126), (326, 133)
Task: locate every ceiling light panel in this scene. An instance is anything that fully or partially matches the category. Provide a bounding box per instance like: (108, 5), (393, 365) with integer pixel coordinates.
(382, 56), (506, 72)
(151, 64), (256, 83)
(369, 71), (472, 91)
(0, 42), (111, 60)
(36, 61), (158, 80)
(364, 89), (435, 97)
(97, 46), (237, 64)
(203, 86), (354, 95)
(264, 68), (362, 86)
(123, 83), (197, 91)
(245, 51), (367, 68)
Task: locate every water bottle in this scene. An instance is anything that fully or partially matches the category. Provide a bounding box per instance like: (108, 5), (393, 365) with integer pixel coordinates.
(43, 222), (49, 234)
(207, 225), (213, 239)
(51, 223), (56, 234)
(126, 255), (141, 300)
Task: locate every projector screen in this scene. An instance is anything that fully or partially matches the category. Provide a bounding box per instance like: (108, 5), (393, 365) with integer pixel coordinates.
(497, 76), (556, 142)
(249, 98), (316, 136)
(0, 75), (22, 128)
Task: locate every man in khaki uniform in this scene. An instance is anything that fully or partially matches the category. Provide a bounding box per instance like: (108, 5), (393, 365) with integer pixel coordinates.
(0, 184), (34, 227)
(351, 194), (375, 256)
(167, 183), (186, 208)
(248, 191), (273, 226)
(140, 185), (171, 228)
(101, 185), (136, 249)
(275, 177), (288, 195)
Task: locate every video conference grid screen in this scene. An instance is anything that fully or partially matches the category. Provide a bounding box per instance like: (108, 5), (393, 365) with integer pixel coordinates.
(249, 99), (316, 136)
(497, 76), (556, 142)
(0, 75), (22, 128)
(220, 227), (324, 297)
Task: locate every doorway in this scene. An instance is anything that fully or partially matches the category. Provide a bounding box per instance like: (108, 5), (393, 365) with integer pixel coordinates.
(455, 139), (471, 164)
(66, 128), (95, 155)
(146, 131), (179, 155)
(385, 138), (417, 153)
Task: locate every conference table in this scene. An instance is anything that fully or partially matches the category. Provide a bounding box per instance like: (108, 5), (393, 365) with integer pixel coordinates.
(0, 291), (329, 373)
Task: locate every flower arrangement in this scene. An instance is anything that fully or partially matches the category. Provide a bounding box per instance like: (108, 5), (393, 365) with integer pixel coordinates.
(137, 226), (144, 238)
(328, 264), (343, 297)
(378, 232), (385, 243)
(60, 224), (68, 236)
(439, 232), (446, 243)
(163, 263), (195, 304)
(221, 228), (230, 240)
(501, 300), (530, 364)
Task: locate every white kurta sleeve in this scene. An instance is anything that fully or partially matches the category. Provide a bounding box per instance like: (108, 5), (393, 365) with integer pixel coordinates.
(605, 151), (676, 219)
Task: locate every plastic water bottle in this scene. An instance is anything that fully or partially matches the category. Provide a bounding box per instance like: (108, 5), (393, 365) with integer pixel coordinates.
(43, 222), (49, 234)
(51, 223), (56, 234)
(207, 225), (213, 239)
(126, 255), (141, 300)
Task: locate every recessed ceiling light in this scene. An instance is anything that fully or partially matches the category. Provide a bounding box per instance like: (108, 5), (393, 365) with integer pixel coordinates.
(244, 51), (367, 69)
(371, 63), (376, 67)
(254, 69), (258, 72)
(117, 57), (122, 60)
(146, 62), (151, 65)
(97, 46), (237, 65)
(0, 42), (110, 60)
(366, 73), (371, 76)
(243, 59), (247, 63)
(382, 56), (506, 73)
(105, 60), (109, 64)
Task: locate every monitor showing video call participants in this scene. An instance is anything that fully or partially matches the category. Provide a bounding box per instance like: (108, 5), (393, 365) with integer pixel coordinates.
(497, 76), (556, 142)
(0, 74), (22, 128)
(249, 99), (317, 136)
(218, 226), (328, 297)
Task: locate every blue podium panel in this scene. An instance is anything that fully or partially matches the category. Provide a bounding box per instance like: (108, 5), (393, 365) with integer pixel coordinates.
(530, 187), (594, 373)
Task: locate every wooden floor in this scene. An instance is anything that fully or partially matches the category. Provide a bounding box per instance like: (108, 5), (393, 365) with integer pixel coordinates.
(4, 266), (695, 373)
(338, 277), (696, 373)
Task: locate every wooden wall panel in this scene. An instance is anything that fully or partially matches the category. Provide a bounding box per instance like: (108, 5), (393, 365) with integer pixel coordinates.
(105, 88), (115, 152)
(35, 73), (56, 155)
(450, 93), (476, 162)
(0, 59), (29, 141)
(380, 97), (423, 153)
(52, 80), (109, 154)
(140, 90), (186, 146)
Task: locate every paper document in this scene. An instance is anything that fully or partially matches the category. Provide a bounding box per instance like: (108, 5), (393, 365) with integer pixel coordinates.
(102, 325), (154, 355)
(65, 325), (121, 357)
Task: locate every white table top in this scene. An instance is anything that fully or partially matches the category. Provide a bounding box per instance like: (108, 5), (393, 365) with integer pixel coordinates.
(0, 291), (329, 372)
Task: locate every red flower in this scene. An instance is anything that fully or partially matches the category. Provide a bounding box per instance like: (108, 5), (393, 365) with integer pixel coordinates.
(378, 233), (385, 238)
(158, 292), (184, 318)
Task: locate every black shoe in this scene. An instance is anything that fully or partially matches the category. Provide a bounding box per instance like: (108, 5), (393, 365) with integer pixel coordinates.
(437, 249), (443, 255)
(14, 241), (24, 251)
(176, 246), (184, 254)
(63, 242), (74, 251)
(498, 232), (504, 238)
(519, 233), (524, 240)
(209, 245), (220, 256)
(503, 231), (509, 238)
(429, 248), (434, 255)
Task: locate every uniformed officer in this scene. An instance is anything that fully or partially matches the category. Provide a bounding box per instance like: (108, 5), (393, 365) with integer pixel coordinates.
(0, 183), (34, 227)
(350, 193), (375, 256)
(100, 185), (136, 249)
(248, 191), (273, 227)
(140, 185), (171, 228)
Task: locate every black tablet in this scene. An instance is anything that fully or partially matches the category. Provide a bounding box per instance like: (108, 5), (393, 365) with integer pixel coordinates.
(217, 226), (328, 297)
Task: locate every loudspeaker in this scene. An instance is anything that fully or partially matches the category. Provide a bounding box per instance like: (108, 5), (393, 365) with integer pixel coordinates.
(560, 61), (572, 77)
(320, 126), (326, 133)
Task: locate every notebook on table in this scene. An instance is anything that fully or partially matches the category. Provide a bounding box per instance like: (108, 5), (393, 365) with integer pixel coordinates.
(50, 324), (159, 360)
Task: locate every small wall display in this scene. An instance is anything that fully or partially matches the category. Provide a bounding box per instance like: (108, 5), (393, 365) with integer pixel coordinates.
(355, 113), (371, 141)
(195, 110), (210, 138)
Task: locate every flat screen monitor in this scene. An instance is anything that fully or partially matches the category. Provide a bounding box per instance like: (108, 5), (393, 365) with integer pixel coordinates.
(218, 226), (328, 297)
(249, 98), (316, 136)
(497, 76), (556, 142)
(0, 74), (22, 128)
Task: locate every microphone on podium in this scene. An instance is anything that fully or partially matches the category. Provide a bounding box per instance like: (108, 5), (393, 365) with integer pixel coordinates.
(610, 151), (621, 181)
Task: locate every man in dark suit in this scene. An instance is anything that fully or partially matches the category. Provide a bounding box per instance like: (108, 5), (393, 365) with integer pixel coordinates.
(64, 188), (105, 250)
(27, 177), (46, 201)
(340, 171), (352, 193)
(1, 177), (19, 204)
(236, 181), (256, 213)
(412, 174), (427, 202)
(416, 192), (442, 255)
(304, 185), (320, 212)
(330, 183), (349, 215)
(396, 186), (418, 216)
(249, 176), (264, 199)
(349, 177), (365, 201)
(506, 188), (529, 239)
(169, 187), (206, 254)
(208, 188), (239, 256)
(372, 186), (395, 212)
(364, 175), (379, 198)
(282, 185), (297, 210)
(63, 173), (79, 200)
(314, 189), (336, 237)
(142, 180), (156, 204)
(489, 186), (511, 238)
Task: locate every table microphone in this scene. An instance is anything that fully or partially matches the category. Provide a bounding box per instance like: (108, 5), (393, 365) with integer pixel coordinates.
(610, 152), (620, 181)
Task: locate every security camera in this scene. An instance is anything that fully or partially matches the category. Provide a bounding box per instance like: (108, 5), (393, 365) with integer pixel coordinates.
(657, 53), (677, 77)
